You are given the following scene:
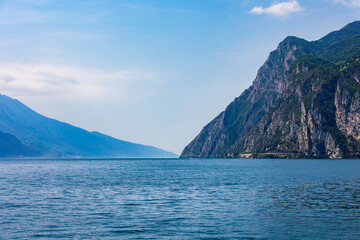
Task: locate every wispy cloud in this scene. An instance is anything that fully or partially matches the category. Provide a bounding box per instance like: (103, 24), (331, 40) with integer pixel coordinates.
(0, 7), (55, 25)
(0, 62), (160, 102)
(47, 31), (103, 41)
(249, 0), (304, 17)
(334, 0), (360, 7)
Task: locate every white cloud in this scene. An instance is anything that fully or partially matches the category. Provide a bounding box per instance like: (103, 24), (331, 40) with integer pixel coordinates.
(0, 62), (160, 102)
(334, 0), (360, 7)
(250, 0), (304, 17)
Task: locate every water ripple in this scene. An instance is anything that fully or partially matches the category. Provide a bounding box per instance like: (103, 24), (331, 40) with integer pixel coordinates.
(0, 159), (359, 239)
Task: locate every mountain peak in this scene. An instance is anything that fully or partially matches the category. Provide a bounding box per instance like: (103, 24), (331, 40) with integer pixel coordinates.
(181, 21), (360, 159)
(341, 20), (360, 31)
(281, 36), (307, 44)
(317, 20), (360, 45)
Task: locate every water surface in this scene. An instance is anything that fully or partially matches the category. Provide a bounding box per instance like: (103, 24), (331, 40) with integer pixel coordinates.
(0, 159), (359, 239)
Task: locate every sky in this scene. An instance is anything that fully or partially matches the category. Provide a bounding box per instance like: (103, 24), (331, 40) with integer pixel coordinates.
(0, 0), (359, 154)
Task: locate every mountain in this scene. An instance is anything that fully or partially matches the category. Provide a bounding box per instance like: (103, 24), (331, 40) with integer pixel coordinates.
(0, 94), (177, 158)
(181, 21), (360, 159)
(0, 131), (41, 157)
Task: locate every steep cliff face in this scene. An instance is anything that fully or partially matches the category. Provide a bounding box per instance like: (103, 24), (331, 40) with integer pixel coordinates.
(334, 63), (360, 157)
(230, 57), (346, 158)
(181, 21), (360, 159)
(182, 37), (315, 158)
(336, 69), (360, 140)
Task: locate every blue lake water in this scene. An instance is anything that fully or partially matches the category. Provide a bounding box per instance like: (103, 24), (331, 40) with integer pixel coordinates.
(0, 158), (360, 239)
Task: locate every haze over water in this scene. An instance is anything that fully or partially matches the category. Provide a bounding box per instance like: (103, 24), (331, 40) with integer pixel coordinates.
(1, 159), (360, 239)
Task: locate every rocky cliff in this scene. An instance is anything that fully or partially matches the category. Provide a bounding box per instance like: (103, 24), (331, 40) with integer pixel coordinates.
(181, 21), (360, 159)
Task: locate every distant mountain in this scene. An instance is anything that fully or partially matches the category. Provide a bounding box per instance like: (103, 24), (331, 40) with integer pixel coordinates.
(181, 21), (360, 159)
(0, 131), (40, 157)
(0, 94), (177, 158)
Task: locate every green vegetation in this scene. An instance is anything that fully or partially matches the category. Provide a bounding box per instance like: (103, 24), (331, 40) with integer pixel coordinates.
(182, 21), (360, 159)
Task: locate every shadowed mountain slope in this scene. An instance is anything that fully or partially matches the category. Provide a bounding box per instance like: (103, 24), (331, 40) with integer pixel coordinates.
(0, 94), (177, 158)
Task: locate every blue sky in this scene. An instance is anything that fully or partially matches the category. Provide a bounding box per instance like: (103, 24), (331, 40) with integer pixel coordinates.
(0, 0), (359, 154)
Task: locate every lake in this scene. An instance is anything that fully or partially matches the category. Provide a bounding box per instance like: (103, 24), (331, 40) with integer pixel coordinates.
(0, 159), (359, 239)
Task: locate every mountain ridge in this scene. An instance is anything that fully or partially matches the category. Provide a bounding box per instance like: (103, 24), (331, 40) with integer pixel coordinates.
(0, 94), (177, 158)
(181, 21), (360, 159)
